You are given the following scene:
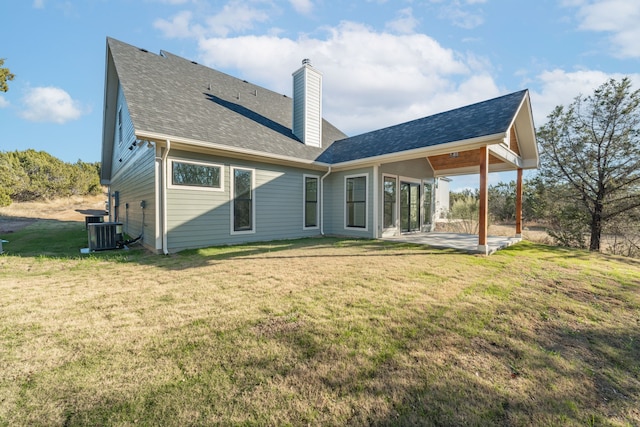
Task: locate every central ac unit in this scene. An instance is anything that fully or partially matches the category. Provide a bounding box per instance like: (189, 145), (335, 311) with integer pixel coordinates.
(88, 222), (124, 251)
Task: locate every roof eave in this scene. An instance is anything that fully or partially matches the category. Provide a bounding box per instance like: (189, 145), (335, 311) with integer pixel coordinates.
(329, 132), (506, 171)
(135, 130), (332, 170)
(512, 90), (539, 166)
(100, 39), (117, 183)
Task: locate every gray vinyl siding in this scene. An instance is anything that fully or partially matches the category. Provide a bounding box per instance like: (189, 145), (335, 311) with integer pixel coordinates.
(322, 167), (375, 239)
(107, 85), (157, 251)
(109, 137), (157, 251)
(111, 84), (136, 177)
(292, 72), (305, 140)
(379, 158), (434, 178)
(166, 150), (323, 252)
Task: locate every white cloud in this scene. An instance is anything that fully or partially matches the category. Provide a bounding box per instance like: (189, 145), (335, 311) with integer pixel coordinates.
(437, 0), (485, 29)
(33, 0), (44, 8)
(197, 21), (500, 135)
(385, 8), (419, 34)
(569, 0), (640, 58)
(155, 1), (271, 38)
(152, 0), (191, 4)
(289, 0), (313, 15)
(154, 10), (201, 38)
(529, 69), (640, 126)
(205, 1), (270, 37)
(20, 86), (86, 124)
(0, 95), (9, 108)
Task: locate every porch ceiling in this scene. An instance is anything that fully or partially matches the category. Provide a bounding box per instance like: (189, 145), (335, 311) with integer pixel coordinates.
(427, 145), (521, 177)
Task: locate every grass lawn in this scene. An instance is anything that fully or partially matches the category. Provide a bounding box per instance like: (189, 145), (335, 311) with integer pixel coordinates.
(1, 218), (639, 426)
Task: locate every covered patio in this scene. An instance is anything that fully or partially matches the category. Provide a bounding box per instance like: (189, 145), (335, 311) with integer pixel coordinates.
(322, 89), (539, 254)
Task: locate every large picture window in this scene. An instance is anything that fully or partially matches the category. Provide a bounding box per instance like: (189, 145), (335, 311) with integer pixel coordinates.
(304, 175), (319, 228)
(233, 168), (254, 233)
(169, 159), (223, 191)
(346, 175), (367, 229)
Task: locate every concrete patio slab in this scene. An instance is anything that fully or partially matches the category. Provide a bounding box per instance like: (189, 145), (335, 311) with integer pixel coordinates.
(382, 232), (522, 255)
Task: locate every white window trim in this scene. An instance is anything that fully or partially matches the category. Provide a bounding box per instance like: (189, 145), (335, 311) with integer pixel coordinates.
(303, 174), (320, 230)
(382, 174), (399, 233)
(344, 173), (369, 231)
(167, 158), (224, 192)
(422, 178), (435, 230)
(230, 166), (256, 235)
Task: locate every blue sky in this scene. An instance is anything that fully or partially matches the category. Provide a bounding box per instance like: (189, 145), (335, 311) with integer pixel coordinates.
(1, 0), (639, 190)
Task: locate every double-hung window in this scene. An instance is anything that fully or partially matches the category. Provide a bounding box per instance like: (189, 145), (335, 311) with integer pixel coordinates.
(345, 175), (367, 229)
(304, 175), (319, 228)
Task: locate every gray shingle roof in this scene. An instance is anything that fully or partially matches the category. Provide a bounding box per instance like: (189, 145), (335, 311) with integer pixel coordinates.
(107, 37), (529, 167)
(317, 90), (528, 164)
(107, 38), (347, 162)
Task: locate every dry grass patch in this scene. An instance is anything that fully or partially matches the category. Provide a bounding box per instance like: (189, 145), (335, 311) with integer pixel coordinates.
(0, 220), (639, 425)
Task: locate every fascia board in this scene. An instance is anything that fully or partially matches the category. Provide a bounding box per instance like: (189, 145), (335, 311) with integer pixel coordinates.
(329, 132), (506, 171)
(101, 42), (117, 182)
(135, 130), (331, 170)
(488, 143), (523, 168)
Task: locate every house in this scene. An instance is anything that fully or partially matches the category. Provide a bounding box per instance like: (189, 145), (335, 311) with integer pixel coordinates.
(100, 37), (538, 254)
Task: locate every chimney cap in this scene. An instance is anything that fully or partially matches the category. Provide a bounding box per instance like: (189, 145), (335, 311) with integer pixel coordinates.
(302, 58), (311, 66)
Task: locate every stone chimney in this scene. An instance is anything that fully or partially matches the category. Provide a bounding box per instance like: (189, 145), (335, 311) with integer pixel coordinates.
(292, 59), (322, 147)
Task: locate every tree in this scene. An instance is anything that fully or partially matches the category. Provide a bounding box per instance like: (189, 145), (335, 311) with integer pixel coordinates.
(0, 58), (15, 92)
(0, 150), (102, 206)
(537, 78), (640, 251)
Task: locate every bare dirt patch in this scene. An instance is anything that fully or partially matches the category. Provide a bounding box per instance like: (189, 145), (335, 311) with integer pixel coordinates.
(0, 195), (106, 234)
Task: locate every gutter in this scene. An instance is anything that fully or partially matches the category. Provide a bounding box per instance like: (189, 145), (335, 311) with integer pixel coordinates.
(320, 165), (331, 236)
(161, 139), (171, 255)
(136, 130), (331, 170)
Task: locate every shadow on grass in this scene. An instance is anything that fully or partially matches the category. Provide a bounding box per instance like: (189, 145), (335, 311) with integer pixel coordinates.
(0, 218), (462, 267)
(52, 292), (640, 426)
(0, 218), (147, 261)
(168, 238), (462, 270)
(5, 220), (639, 425)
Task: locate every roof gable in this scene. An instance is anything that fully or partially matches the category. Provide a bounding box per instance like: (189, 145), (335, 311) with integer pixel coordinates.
(104, 38), (346, 164)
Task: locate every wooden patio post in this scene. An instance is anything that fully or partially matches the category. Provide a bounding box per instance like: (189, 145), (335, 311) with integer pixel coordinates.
(515, 168), (523, 238)
(478, 146), (488, 254)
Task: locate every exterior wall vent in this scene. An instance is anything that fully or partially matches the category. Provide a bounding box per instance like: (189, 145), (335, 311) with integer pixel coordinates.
(292, 59), (322, 148)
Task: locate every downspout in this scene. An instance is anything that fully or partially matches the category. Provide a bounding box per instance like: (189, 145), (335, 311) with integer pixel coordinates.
(161, 140), (171, 254)
(106, 184), (112, 222)
(320, 165), (331, 236)
(372, 164), (379, 238)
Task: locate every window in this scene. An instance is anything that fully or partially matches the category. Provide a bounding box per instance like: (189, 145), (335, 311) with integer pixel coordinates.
(383, 176), (396, 229)
(117, 107), (123, 145)
(168, 159), (223, 191)
(232, 167), (254, 233)
(304, 175), (319, 228)
(423, 180), (434, 227)
(346, 175), (367, 229)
